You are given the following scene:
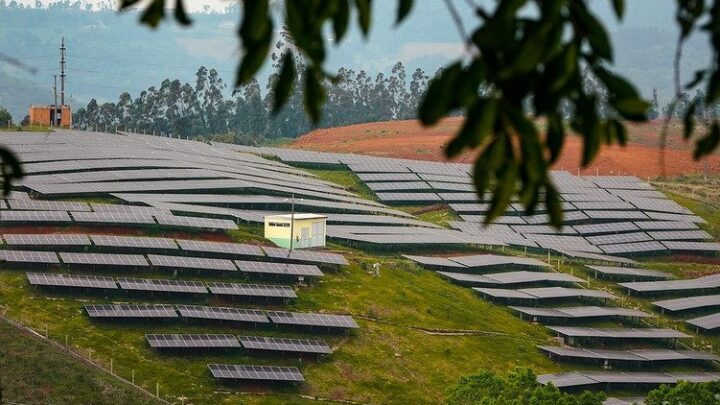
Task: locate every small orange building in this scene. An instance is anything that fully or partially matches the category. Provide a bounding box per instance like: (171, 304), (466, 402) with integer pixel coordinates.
(29, 105), (72, 128)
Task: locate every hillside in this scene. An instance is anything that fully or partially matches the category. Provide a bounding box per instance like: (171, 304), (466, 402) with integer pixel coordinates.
(291, 118), (720, 178)
(2, 130), (720, 404)
(0, 318), (158, 405)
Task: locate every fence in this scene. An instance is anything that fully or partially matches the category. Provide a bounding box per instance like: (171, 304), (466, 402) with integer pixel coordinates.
(0, 311), (173, 405)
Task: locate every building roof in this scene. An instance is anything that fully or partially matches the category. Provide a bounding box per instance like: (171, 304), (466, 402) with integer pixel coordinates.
(264, 213), (327, 220)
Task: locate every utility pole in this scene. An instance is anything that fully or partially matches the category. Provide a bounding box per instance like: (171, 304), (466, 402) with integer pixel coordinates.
(289, 194), (295, 252)
(60, 37), (66, 106)
(53, 75), (58, 127)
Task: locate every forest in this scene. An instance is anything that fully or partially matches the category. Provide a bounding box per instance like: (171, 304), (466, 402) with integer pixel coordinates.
(71, 57), (429, 145)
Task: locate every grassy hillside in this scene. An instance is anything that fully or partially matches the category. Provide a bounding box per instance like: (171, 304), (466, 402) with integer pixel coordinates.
(0, 318), (159, 405)
(0, 237), (560, 405)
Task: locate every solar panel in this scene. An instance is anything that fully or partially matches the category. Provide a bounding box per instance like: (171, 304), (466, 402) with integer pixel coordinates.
(653, 295), (720, 313)
(72, 211), (156, 225)
(238, 336), (332, 355)
(572, 222), (640, 235)
(7, 199), (90, 211)
(27, 272), (117, 289)
(538, 371), (720, 389)
(266, 311), (359, 329)
(262, 247), (348, 265)
(647, 230), (713, 241)
(177, 239), (264, 257)
(148, 254), (237, 272)
(510, 306), (651, 320)
(553, 249), (639, 266)
(539, 346), (719, 363)
(687, 312), (720, 331)
(60, 252), (149, 267)
(146, 334), (240, 349)
(620, 273), (720, 294)
(176, 305), (269, 323)
(662, 241), (720, 252)
(645, 211), (706, 223)
(206, 282), (297, 299)
(447, 254), (550, 269)
(402, 255), (467, 268)
(600, 241), (667, 255)
(234, 260), (324, 277)
(0, 250), (60, 264)
(473, 287), (615, 302)
(117, 277), (208, 294)
(208, 364), (304, 382)
(0, 210), (72, 222)
(154, 214), (238, 230)
(85, 304), (178, 318)
(438, 271), (581, 287)
(90, 235), (178, 250)
(4, 234), (91, 246)
(586, 232), (653, 246)
(585, 265), (671, 281)
(547, 326), (690, 339)
(633, 221), (699, 231)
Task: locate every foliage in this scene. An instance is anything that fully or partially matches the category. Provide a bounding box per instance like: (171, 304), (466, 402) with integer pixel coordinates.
(72, 56), (429, 143)
(115, 0), (720, 229)
(0, 106), (11, 126)
(645, 380), (720, 405)
(444, 368), (605, 405)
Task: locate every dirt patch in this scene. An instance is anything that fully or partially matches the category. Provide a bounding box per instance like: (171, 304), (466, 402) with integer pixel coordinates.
(291, 118), (720, 178)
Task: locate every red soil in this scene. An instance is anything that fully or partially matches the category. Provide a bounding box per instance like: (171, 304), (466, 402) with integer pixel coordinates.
(291, 118), (720, 178)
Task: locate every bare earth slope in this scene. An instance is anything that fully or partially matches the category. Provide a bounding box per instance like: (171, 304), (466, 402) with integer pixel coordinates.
(291, 118), (720, 178)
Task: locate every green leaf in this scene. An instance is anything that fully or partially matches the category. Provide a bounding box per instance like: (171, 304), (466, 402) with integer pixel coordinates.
(708, 70), (720, 104)
(485, 164), (517, 225)
(140, 0), (165, 28)
(272, 53), (296, 114)
(333, 0), (350, 42)
(355, 0), (372, 36)
(614, 99), (650, 121)
(446, 98), (497, 158)
(546, 114), (565, 163)
(686, 69), (707, 89)
(304, 67), (327, 123)
(611, 0), (625, 20)
(396, 0), (413, 25)
(544, 183), (563, 228)
(684, 102), (697, 139)
(173, 0), (192, 25)
(694, 121), (720, 160)
(572, 3), (613, 61)
(419, 62), (462, 125)
(582, 123), (600, 166)
(0, 146), (24, 196)
(236, 0), (272, 85)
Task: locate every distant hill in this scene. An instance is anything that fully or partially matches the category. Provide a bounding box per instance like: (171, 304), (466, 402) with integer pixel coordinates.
(0, 1), (711, 119)
(290, 118), (720, 178)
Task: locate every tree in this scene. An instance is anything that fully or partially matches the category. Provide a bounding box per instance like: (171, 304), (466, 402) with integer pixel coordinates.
(646, 380), (720, 405)
(0, 106), (12, 127)
(108, 0), (720, 228)
(445, 368), (604, 405)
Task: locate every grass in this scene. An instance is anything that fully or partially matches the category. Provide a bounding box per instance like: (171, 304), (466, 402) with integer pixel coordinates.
(0, 318), (158, 405)
(0, 240), (561, 405)
(0, 124), (53, 132)
(304, 168), (377, 201)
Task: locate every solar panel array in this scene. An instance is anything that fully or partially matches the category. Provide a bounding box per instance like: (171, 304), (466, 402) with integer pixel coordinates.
(215, 144), (720, 255)
(537, 371), (720, 389)
(208, 364), (305, 382)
